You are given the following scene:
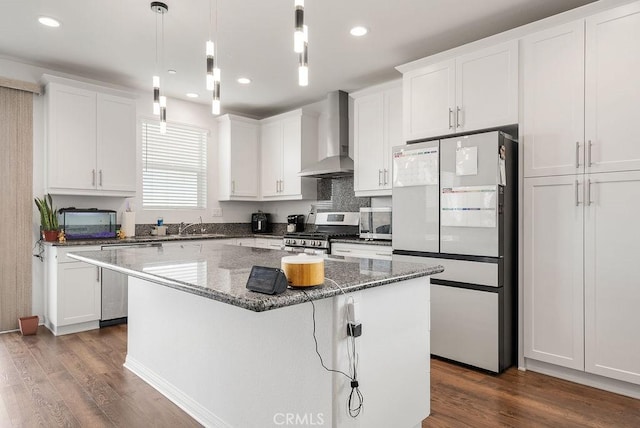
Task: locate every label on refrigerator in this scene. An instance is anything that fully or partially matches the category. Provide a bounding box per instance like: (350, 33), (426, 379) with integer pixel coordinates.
(441, 185), (497, 228)
(392, 146), (438, 187)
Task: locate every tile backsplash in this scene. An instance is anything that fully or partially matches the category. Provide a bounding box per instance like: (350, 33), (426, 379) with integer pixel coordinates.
(316, 176), (370, 212)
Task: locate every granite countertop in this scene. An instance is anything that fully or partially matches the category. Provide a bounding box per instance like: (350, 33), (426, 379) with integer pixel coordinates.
(68, 242), (443, 312)
(330, 237), (392, 246)
(43, 233), (284, 247)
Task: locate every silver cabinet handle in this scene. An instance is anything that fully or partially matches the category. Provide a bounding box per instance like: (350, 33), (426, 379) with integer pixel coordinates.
(280, 180), (283, 192)
(575, 180), (581, 206)
(276, 180), (279, 192)
(337, 249), (351, 253)
(231, 180), (235, 194)
(587, 140), (593, 167)
(456, 106), (463, 128)
(384, 169), (389, 185)
(92, 169), (96, 186)
(575, 142), (581, 168)
(586, 179), (592, 205)
(448, 108), (454, 129)
(378, 169), (383, 186)
(99, 169), (103, 186)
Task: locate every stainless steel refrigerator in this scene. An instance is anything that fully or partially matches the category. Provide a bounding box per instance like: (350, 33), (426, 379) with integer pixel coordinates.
(392, 130), (517, 373)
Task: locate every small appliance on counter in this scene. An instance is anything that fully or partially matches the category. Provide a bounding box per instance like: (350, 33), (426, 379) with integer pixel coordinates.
(251, 211), (272, 233)
(287, 214), (305, 233)
(359, 207), (392, 240)
(59, 208), (117, 240)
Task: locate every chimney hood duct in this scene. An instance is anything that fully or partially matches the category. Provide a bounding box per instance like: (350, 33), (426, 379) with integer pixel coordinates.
(299, 90), (353, 179)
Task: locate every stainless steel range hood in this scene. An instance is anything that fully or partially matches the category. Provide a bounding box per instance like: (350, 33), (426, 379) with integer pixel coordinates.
(299, 90), (353, 179)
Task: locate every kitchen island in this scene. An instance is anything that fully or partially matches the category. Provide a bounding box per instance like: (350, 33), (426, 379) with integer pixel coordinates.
(69, 241), (442, 428)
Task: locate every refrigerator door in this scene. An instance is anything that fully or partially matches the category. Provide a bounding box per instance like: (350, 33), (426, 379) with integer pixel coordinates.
(440, 131), (503, 256)
(392, 140), (440, 253)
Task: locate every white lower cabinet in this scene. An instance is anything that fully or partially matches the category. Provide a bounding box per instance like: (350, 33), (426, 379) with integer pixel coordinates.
(45, 246), (102, 336)
(331, 243), (392, 260)
(524, 171), (640, 385)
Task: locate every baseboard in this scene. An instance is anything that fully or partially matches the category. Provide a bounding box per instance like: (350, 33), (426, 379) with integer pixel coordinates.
(124, 355), (232, 428)
(45, 320), (99, 336)
(525, 358), (640, 400)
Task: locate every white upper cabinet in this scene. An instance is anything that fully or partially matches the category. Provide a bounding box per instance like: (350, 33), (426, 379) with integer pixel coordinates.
(522, 21), (585, 177)
(44, 75), (136, 196)
(455, 42), (519, 133)
(217, 114), (260, 201)
(96, 94), (137, 193)
(403, 60), (455, 141)
(401, 41), (518, 142)
(353, 81), (402, 197)
(260, 110), (317, 200)
(523, 3), (640, 178)
(585, 2), (640, 174)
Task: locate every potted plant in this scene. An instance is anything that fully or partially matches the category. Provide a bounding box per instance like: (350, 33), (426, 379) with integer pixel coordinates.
(34, 194), (59, 242)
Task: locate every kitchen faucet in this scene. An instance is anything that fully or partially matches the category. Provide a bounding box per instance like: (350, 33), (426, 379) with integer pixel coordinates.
(179, 216), (205, 235)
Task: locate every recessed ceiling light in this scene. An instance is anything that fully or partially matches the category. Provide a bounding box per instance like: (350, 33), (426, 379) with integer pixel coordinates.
(350, 26), (368, 37)
(167, 69), (177, 74)
(38, 16), (61, 28)
(186, 93), (199, 98)
(237, 77), (251, 85)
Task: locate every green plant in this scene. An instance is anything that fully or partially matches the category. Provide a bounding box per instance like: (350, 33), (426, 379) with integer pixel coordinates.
(34, 194), (59, 231)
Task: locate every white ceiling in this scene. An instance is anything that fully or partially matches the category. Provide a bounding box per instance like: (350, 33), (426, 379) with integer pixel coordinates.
(1, 0), (596, 118)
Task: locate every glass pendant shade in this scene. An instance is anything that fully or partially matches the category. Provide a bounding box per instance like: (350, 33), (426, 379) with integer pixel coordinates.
(159, 95), (167, 134)
(294, 0), (304, 53)
(153, 75), (160, 115)
(206, 40), (214, 90)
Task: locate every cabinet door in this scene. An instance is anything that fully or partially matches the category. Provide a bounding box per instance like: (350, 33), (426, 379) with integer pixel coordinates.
(585, 3), (640, 174)
(383, 85), (403, 190)
(96, 94), (136, 193)
(260, 121), (282, 197)
(403, 59), (455, 141)
(230, 120), (259, 198)
(522, 21), (585, 178)
(354, 93), (385, 193)
(280, 116), (302, 196)
(584, 171), (640, 385)
(59, 263), (101, 326)
(455, 41), (518, 132)
(47, 85), (97, 190)
(523, 176), (584, 370)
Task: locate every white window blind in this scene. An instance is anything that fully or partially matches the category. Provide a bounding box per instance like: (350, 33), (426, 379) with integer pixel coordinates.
(142, 121), (208, 209)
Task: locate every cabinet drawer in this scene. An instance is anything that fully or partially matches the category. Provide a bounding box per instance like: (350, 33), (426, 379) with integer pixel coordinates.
(331, 243), (392, 260)
(430, 257), (499, 287)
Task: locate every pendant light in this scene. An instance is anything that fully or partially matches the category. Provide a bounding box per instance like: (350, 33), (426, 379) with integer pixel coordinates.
(151, 2), (168, 132)
(294, 0), (304, 53)
(209, 0), (221, 115)
(298, 25), (308, 86)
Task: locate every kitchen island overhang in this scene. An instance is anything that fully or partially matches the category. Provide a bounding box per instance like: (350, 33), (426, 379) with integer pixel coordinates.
(68, 242), (443, 428)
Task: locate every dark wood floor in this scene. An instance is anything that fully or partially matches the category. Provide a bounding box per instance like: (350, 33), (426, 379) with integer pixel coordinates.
(1, 326), (639, 427)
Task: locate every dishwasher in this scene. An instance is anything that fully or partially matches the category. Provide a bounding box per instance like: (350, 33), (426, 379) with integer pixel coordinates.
(100, 242), (162, 327)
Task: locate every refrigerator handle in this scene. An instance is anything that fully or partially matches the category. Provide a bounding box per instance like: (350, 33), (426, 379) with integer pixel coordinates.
(575, 142), (581, 168)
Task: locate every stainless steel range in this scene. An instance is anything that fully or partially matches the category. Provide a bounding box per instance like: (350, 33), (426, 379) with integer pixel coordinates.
(283, 212), (359, 255)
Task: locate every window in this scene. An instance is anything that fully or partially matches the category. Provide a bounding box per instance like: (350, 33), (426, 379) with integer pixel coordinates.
(141, 121), (208, 209)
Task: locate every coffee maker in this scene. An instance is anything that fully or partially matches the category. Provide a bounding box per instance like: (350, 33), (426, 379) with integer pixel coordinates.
(251, 211), (271, 233)
(287, 214), (305, 233)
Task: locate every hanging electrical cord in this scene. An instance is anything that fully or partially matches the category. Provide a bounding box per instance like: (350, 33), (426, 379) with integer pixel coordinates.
(301, 281), (365, 418)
